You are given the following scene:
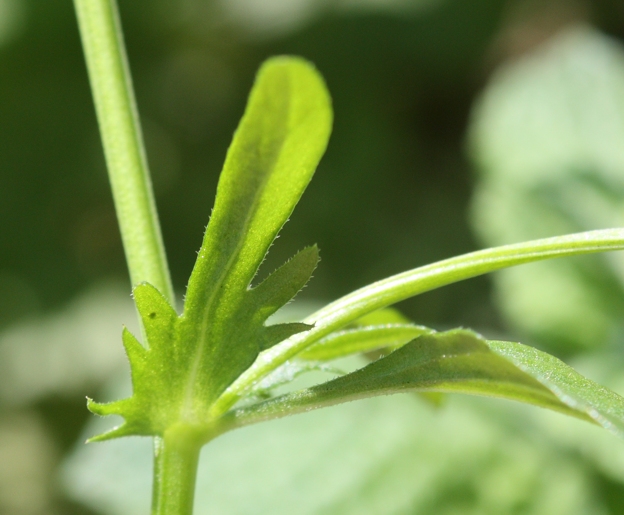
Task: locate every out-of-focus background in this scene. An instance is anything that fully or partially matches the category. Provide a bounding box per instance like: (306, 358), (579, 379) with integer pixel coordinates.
(3, 0), (624, 513)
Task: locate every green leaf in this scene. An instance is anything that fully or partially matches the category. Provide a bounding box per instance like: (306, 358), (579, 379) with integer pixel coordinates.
(88, 56), (332, 440)
(247, 360), (344, 401)
(180, 56), (330, 404)
(297, 307), (441, 407)
(229, 330), (624, 437)
(250, 307), (434, 400)
(247, 245), (320, 339)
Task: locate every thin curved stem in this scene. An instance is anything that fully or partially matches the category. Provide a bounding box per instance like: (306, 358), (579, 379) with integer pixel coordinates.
(211, 229), (624, 416)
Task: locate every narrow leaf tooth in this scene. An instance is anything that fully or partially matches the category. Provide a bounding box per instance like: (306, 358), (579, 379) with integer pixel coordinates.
(87, 397), (131, 418)
(260, 322), (314, 351)
(249, 245), (320, 320)
(86, 422), (136, 443)
(122, 326), (147, 362)
(122, 327), (148, 387)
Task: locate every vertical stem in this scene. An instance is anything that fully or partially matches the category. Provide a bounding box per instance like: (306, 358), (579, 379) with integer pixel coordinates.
(152, 429), (202, 515)
(73, 1), (188, 513)
(73, 0), (174, 304)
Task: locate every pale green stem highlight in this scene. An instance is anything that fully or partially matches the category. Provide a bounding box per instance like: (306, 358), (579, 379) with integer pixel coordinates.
(73, 0), (174, 304)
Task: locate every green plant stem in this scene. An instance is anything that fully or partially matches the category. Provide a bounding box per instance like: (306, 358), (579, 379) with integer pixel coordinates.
(73, 1), (183, 513)
(73, 0), (174, 303)
(212, 229), (624, 415)
(152, 428), (202, 515)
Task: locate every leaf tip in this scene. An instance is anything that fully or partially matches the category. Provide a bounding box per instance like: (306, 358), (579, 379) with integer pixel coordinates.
(86, 422), (135, 443)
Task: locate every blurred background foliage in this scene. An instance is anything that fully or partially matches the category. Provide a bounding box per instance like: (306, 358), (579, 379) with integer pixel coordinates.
(3, 0), (624, 513)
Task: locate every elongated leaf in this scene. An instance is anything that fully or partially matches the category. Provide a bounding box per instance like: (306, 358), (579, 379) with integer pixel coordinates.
(297, 306), (422, 360)
(180, 57), (330, 404)
(248, 361), (344, 400)
(227, 330), (624, 437)
(298, 307), (439, 405)
(88, 57), (332, 440)
(297, 319), (443, 406)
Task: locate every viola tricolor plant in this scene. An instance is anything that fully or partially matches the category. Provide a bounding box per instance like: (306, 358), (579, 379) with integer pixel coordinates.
(74, 1), (624, 514)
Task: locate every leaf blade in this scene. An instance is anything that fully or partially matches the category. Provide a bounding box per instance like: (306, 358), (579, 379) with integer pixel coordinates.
(488, 340), (624, 434)
(179, 57), (332, 408)
(227, 330), (624, 437)
(183, 57), (331, 319)
(247, 245), (320, 323)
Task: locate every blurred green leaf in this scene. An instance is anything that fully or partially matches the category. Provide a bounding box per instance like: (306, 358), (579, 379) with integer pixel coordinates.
(0, 412), (57, 513)
(351, 306), (412, 326)
(469, 26), (624, 352)
(0, 284), (132, 406)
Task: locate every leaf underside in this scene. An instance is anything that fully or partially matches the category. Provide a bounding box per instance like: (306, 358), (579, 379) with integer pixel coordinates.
(229, 330), (624, 438)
